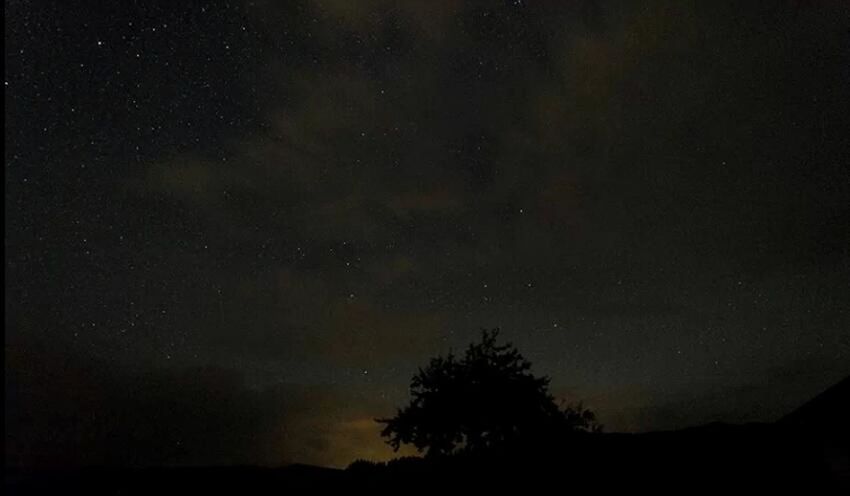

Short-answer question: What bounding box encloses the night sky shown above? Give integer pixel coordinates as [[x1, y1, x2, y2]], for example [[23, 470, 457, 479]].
[[6, 0, 850, 469]]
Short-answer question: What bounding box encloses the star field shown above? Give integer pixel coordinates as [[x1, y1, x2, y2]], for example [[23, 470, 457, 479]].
[[6, 0, 850, 468]]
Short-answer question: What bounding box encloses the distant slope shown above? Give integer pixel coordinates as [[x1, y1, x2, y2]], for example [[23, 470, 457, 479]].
[[7, 377, 848, 494], [779, 375, 850, 488], [780, 375, 849, 437]]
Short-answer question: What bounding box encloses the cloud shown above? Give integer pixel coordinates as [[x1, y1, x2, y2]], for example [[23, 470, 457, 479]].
[[314, 297, 445, 366], [387, 188, 463, 217], [5, 336, 410, 468]]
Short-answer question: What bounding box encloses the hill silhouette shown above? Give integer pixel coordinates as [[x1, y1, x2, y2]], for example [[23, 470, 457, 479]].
[[779, 375, 850, 486], [340, 375, 849, 494], [6, 329, 848, 493], [781, 375, 849, 432], [7, 373, 848, 494]]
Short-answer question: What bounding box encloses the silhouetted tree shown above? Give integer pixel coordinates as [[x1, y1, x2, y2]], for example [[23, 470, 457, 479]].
[[377, 329, 601, 457]]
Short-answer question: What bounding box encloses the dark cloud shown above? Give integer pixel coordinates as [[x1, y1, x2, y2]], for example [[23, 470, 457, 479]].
[[6, 336, 273, 467], [5, 334, 412, 468]]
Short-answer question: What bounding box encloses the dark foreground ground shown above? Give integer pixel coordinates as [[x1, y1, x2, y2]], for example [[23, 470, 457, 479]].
[[6, 423, 848, 495], [7, 377, 848, 494]]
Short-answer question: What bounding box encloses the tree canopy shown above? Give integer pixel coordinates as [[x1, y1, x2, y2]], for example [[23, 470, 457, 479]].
[[378, 329, 600, 457]]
